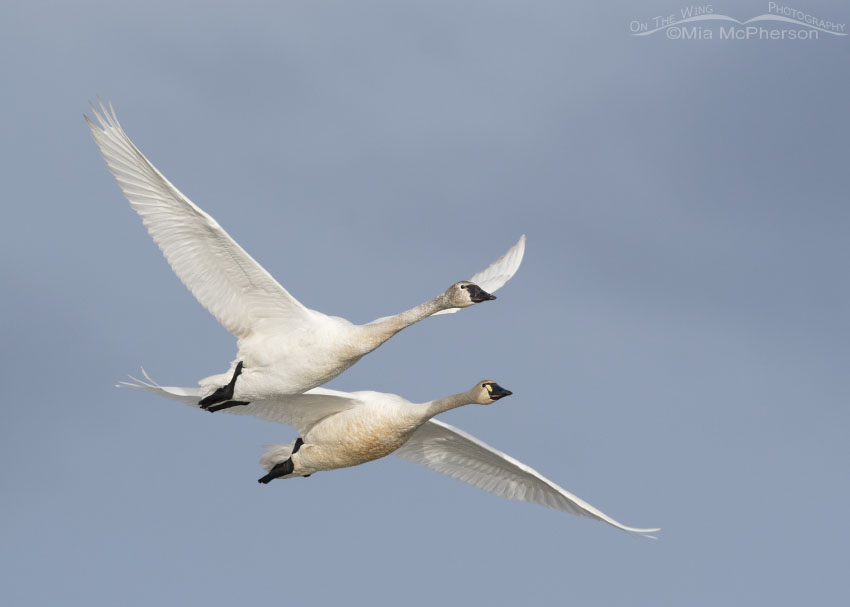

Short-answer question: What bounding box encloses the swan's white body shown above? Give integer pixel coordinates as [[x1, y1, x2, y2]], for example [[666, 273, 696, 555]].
[[87, 103, 526, 399], [124, 373, 660, 538]]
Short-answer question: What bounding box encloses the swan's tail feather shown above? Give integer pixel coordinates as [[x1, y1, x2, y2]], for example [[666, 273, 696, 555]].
[[118, 369, 203, 407]]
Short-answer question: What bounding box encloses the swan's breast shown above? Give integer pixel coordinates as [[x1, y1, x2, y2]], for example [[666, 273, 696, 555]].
[[300, 403, 421, 471], [232, 317, 369, 396]]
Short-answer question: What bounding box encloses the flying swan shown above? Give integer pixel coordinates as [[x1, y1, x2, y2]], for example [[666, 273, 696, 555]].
[[87, 102, 525, 410], [123, 372, 660, 538]]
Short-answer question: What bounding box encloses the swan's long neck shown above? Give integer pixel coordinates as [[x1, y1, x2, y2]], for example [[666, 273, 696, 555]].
[[416, 390, 474, 420], [360, 295, 447, 351]]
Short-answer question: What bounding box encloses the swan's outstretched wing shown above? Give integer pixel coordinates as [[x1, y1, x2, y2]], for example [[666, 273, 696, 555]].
[[87, 102, 315, 339], [221, 388, 360, 436], [120, 371, 357, 436], [394, 419, 659, 537], [431, 234, 526, 316]]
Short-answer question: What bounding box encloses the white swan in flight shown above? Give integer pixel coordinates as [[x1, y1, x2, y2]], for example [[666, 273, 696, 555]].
[[123, 372, 660, 538], [86, 101, 526, 410]]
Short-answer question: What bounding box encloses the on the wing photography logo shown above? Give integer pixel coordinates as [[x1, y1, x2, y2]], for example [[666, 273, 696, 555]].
[[629, 2, 846, 40]]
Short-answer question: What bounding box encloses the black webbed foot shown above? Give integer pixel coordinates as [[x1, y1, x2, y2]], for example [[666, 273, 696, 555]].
[[205, 400, 250, 413], [257, 438, 304, 484], [199, 361, 246, 410], [258, 459, 294, 484]]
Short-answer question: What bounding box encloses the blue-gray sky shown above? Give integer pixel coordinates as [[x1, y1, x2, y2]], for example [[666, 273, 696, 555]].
[[2, 1, 848, 604]]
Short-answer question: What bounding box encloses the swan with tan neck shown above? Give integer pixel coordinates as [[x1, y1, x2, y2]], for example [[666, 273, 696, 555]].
[[123, 373, 660, 538], [87, 102, 525, 407], [261, 380, 512, 478]]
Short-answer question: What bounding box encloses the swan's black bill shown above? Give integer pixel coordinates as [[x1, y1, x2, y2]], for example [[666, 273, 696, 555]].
[[467, 284, 497, 303], [484, 382, 512, 401]]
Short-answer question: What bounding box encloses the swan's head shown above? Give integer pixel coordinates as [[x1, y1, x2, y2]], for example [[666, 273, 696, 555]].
[[472, 380, 513, 405], [446, 281, 497, 308]]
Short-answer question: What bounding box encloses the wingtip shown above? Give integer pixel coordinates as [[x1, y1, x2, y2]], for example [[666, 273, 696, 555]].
[[86, 97, 120, 131], [140, 367, 158, 385], [505, 234, 526, 261], [86, 99, 105, 131], [630, 527, 661, 540], [505, 233, 526, 272]]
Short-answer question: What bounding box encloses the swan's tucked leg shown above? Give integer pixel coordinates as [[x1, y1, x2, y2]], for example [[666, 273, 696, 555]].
[[258, 438, 303, 484], [199, 361, 250, 411]]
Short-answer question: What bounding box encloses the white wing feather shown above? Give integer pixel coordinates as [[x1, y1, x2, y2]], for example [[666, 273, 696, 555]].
[[431, 234, 526, 315], [395, 418, 659, 537], [120, 371, 358, 436], [87, 101, 315, 339]]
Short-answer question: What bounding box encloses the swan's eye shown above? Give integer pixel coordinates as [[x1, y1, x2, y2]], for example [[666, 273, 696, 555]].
[[460, 285, 467, 289]]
